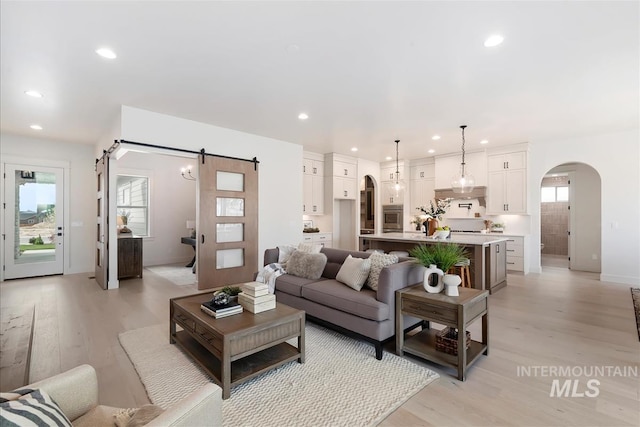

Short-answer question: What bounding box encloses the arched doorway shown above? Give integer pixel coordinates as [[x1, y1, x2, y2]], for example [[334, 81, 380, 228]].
[[360, 175, 376, 235], [540, 163, 601, 272]]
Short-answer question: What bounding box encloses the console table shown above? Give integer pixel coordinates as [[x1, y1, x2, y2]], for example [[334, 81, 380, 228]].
[[396, 285, 489, 381], [117, 236, 143, 279], [180, 237, 196, 273]]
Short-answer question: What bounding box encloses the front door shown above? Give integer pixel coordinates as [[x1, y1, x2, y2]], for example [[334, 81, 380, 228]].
[[3, 164, 64, 279], [197, 156, 258, 289]]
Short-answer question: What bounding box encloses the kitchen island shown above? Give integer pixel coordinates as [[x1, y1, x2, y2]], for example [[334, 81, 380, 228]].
[[359, 233, 509, 293]]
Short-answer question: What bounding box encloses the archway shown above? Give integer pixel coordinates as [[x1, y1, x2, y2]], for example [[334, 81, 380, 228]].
[[359, 175, 376, 235], [540, 162, 601, 272]]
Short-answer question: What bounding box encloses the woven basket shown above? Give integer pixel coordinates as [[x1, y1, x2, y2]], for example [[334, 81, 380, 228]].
[[435, 327, 471, 355]]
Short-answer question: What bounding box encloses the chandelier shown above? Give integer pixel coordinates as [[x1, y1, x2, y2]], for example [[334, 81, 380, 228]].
[[451, 125, 475, 193]]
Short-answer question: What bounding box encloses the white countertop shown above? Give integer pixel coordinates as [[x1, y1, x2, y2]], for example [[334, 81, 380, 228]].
[[360, 232, 509, 246], [452, 231, 529, 237]]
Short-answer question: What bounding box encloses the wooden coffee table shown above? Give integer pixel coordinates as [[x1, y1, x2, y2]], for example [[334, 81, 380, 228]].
[[170, 293, 305, 399]]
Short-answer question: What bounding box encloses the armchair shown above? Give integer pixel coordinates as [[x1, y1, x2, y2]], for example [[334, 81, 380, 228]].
[[23, 364, 222, 426]]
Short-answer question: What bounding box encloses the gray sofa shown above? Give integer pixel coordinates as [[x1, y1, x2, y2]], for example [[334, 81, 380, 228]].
[[264, 247, 424, 359]]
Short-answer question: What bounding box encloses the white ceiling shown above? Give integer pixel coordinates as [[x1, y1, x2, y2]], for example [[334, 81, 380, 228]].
[[1, 1, 638, 162]]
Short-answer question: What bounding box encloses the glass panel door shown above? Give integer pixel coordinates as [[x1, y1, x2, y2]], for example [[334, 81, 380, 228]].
[[4, 164, 64, 279]]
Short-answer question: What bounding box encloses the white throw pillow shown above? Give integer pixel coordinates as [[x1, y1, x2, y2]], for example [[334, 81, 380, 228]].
[[277, 245, 297, 265], [297, 242, 323, 253], [336, 255, 372, 291], [366, 252, 399, 291]]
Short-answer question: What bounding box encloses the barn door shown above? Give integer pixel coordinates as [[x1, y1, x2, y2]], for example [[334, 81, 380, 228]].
[[95, 156, 108, 289], [197, 155, 258, 289]]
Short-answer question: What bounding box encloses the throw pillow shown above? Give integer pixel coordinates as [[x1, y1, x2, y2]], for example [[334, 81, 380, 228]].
[[0, 388, 72, 427], [297, 242, 323, 253], [114, 404, 165, 427], [366, 252, 399, 291], [285, 250, 327, 280], [277, 245, 297, 265], [336, 255, 372, 291]]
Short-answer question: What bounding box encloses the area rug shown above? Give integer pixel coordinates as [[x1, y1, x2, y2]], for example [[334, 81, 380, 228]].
[[119, 323, 438, 426], [0, 305, 35, 391], [631, 288, 640, 341], [145, 264, 195, 286]]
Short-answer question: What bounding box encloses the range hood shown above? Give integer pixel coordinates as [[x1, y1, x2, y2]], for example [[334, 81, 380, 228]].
[[434, 186, 486, 207]]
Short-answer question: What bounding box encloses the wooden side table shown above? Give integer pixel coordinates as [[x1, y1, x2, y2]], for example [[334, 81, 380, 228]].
[[396, 285, 489, 381]]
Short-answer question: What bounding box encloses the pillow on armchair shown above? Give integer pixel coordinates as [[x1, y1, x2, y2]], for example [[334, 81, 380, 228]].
[[286, 250, 327, 280], [0, 388, 72, 427]]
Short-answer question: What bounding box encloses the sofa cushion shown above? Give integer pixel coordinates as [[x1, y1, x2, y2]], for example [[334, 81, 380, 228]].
[[301, 280, 389, 321], [336, 255, 371, 291], [320, 248, 372, 279], [0, 388, 73, 427], [286, 251, 327, 280], [275, 274, 327, 297], [365, 252, 398, 291], [297, 242, 323, 253]]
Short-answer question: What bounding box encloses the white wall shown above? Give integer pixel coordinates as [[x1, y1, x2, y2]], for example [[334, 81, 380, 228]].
[[528, 129, 639, 284], [114, 106, 302, 268], [117, 151, 196, 266], [0, 133, 96, 276]]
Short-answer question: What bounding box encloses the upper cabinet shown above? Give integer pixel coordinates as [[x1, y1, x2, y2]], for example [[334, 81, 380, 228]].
[[326, 153, 358, 200], [410, 159, 435, 212], [434, 151, 487, 189], [486, 145, 528, 215], [303, 152, 325, 215]]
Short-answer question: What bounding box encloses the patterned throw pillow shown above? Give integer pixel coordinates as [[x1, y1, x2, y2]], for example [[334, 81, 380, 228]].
[[365, 252, 398, 291], [336, 255, 372, 291], [0, 388, 72, 427]]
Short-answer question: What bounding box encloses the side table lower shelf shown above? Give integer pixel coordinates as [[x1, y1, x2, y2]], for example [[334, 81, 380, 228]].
[[402, 329, 487, 372]]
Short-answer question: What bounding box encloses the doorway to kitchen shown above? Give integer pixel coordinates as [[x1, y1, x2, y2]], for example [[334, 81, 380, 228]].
[[540, 163, 601, 272], [360, 175, 376, 235]]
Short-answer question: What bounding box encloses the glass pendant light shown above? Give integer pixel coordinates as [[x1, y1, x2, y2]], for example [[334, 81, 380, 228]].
[[451, 125, 475, 193], [392, 139, 405, 198]]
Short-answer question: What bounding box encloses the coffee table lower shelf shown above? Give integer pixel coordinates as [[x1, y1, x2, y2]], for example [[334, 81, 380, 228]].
[[402, 329, 487, 370], [172, 330, 301, 387]]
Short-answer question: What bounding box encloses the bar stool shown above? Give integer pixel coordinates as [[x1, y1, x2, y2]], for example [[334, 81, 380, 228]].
[[449, 258, 472, 288]]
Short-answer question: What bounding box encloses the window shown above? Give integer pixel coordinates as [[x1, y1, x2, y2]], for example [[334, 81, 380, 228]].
[[117, 175, 149, 236], [541, 186, 569, 203]]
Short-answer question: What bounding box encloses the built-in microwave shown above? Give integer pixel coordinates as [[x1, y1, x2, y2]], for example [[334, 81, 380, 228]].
[[382, 205, 403, 232]]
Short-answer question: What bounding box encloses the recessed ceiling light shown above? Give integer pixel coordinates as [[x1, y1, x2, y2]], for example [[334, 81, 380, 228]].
[[428, 149, 435, 154], [96, 48, 117, 59], [385, 156, 392, 161], [286, 44, 300, 54], [30, 124, 43, 130], [480, 139, 489, 144], [298, 113, 308, 120], [484, 35, 504, 47], [351, 147, 358, 152], [25, 90, 43, 98], [432, 135, 441, 140]]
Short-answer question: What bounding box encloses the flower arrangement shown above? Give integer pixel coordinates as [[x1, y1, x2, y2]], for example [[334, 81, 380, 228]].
[[417, 198, 453, 220]]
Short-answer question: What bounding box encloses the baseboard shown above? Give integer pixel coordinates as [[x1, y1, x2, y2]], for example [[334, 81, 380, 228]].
[[600, 274, 640, 286]]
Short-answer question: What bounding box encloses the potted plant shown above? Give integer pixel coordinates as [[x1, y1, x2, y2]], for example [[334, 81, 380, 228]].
[[416, 198, 452, 236], [213, 286, 243, 304], [409, 243, 469, 295]]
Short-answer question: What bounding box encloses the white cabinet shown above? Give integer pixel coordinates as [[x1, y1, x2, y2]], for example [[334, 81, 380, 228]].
[[486, 149, 527, 215], [333, 161, 356, 179], [410, 163, 435, 180], [435, 151, 487, 189], [505, 236, 525, 272], [333, 177, 357, 200], [381, 184, 403, 205], [303, 153, 325, 215], [301, 232, 332, 248], [381, 166, 405, 182], [410, 178, 435, 212], [303, 158, 323, 176]]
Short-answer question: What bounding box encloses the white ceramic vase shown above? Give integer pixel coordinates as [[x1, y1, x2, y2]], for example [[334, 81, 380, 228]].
[[443, 273, 462, 296], [423, 264, 444, 293]]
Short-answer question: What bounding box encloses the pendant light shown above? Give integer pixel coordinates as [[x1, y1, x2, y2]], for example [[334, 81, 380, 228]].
[[391, 139, 405, 198], [451, 125, 475, 193]]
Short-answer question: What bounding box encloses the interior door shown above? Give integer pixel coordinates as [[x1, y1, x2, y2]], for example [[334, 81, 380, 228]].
[[3, 164, 64, 279], [197, 155, 258, 290], [95, 157, 109, 289]]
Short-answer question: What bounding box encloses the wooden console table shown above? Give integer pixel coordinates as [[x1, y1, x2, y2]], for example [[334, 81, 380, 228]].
[[396, 285, 489, 381], [117, 236, 143, 279]]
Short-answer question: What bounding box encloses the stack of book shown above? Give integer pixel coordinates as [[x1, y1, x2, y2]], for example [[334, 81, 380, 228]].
[[238, 282, 276, 313], [200, 299, 243, 318]]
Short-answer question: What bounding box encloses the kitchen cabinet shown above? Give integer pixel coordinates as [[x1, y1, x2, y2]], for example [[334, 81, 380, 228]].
[[381, 166, 405, 182], [410, 163, 435, 180], [486, 148, 527, 215], [333, 161, 356, 179], [435, 151, 487, 189], [410, 177, 435, 212], [333, 177, 357, 200], [505, 236, 525, 272], [118, 236, 143, 279], [301, 232, 332, 248], [303, 153, 325, 214], [486, 240, 507, 293]]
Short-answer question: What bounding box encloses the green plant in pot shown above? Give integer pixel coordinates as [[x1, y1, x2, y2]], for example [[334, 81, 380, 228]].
[[409, 243, 469, 295]]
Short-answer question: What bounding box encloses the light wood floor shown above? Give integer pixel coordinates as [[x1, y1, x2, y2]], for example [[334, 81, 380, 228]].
[[1, 267, 638, 426]]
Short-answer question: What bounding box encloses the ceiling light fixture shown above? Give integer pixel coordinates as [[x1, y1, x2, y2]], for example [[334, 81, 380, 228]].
[[389, 140, 405, 198], [428, 149, 435, 154], [484, 35, 504, 47], [351, 147, 358, 152], [181, 165, 196, 181], [480, 139, 489, 144], [298, 113, 308, 120], [96, 48, 117, 59], [30, 124, 43, 130], [385, 156, 392, 161], [432, 135, 441, 140], [451, 125, 475, 194], [25, 90, 43, 98]]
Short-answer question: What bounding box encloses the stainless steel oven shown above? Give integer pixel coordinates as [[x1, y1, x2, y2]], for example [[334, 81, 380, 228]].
[[382, 205, 403, 233]]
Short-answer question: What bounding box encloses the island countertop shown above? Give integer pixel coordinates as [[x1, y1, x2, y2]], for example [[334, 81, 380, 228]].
[[360, 232, 509, 246]]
